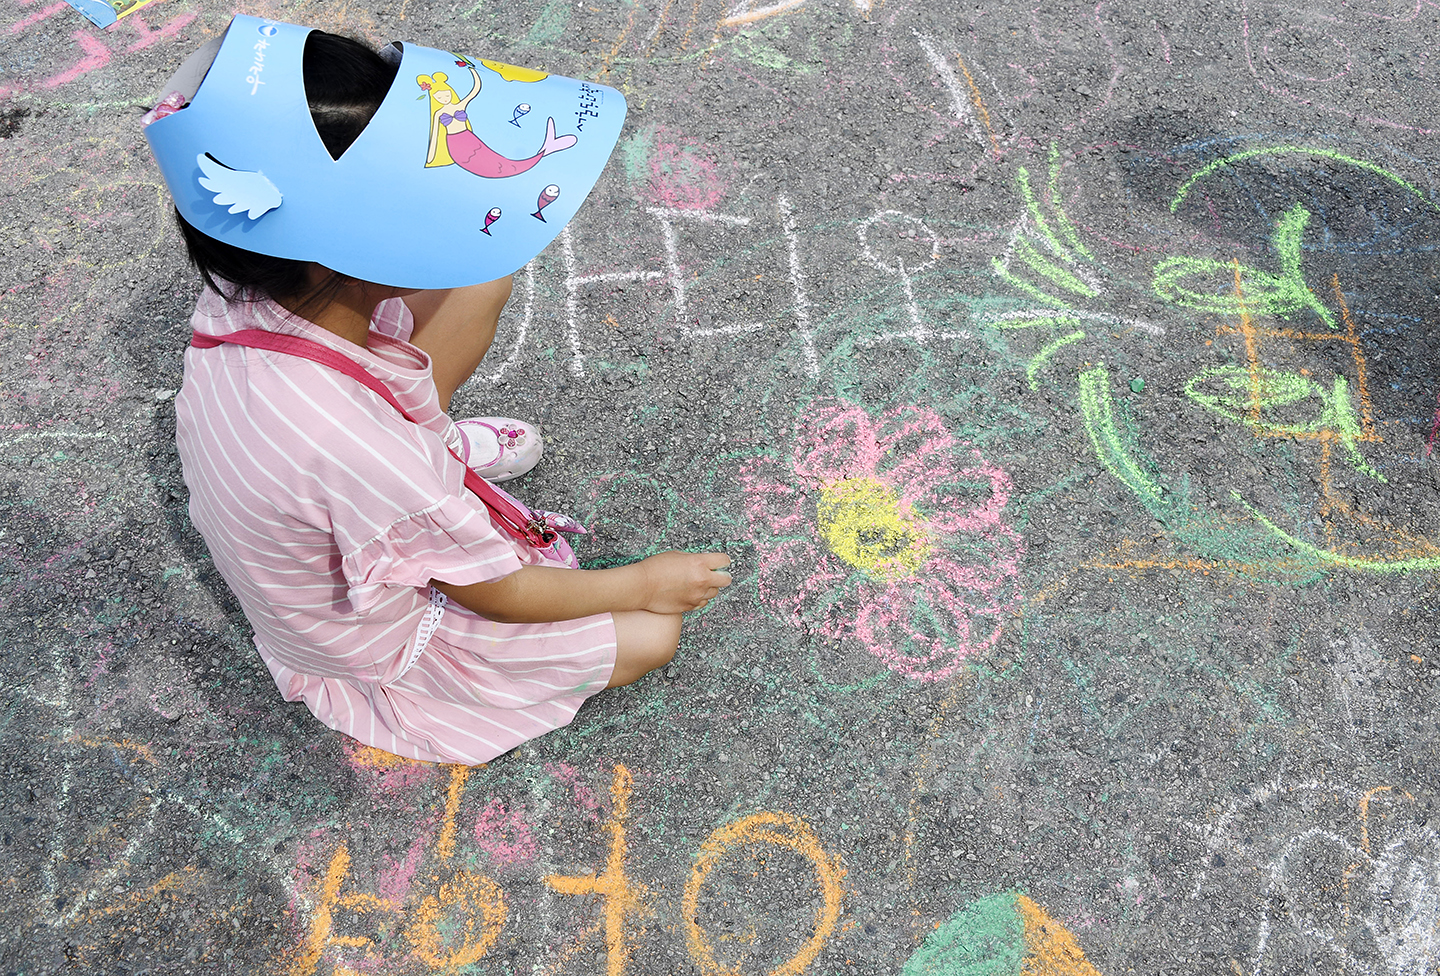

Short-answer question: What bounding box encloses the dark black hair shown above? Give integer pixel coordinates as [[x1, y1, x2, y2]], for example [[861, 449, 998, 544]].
[[174, 30, 398, 309]]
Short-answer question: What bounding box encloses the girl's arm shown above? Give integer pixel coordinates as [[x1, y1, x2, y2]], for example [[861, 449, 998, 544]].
[[432, 550, 730, 624]]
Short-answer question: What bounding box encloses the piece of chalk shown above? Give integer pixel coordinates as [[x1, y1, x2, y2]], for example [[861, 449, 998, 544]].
[[1129, 378, 1145, 393]]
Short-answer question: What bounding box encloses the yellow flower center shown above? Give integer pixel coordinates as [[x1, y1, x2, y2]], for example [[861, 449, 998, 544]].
[[816, 478, 931, 579]]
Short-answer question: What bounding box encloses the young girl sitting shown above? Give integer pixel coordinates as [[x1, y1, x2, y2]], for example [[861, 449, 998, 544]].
[[145, 21, 729, 765]]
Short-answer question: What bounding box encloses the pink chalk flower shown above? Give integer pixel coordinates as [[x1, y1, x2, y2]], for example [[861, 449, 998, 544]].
[[741, 401, 1024, 682]]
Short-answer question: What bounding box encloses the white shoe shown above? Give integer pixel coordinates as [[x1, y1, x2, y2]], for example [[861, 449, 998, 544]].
[[455, 417, 542, 482]]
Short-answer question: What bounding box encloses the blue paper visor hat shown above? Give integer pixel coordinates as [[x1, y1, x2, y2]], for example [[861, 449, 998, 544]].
[[146, 16, 627, 289]]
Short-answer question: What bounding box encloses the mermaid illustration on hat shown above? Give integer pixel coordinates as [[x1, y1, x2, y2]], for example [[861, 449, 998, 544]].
[[419, 60, 577, 178]]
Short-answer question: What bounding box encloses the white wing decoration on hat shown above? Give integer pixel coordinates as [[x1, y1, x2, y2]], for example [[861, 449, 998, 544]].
[[196, 153, 282, 220]]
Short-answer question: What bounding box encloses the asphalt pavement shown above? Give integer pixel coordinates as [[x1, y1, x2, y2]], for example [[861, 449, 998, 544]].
[[4, 2, 1440, 974]]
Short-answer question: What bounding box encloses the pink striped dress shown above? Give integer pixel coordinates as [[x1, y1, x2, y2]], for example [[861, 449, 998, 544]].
[[175, 288, 616, 764]]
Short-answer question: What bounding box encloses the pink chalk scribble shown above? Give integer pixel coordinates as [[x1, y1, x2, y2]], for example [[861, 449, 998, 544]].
[[8, 1, 67, 35], [375, 833, 429, 903], [740, 400, 1025, 682], [473, 798, 538, 868], [84, 642, 114, 689], [340, 739, 436, 793], [644, 128, 728, 210]]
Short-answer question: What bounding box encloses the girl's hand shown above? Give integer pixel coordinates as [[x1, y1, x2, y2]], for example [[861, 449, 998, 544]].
[[637, 551, 732, 614]]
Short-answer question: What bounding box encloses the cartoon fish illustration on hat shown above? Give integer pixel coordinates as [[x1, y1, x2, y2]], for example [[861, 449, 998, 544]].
[[532, 184, 560, 221]]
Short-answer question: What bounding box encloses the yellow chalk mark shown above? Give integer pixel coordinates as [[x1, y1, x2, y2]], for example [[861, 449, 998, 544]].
[[955, 52, 1001, 157], [1084, 554, 1311, 577], [544, 765, 647, 976], [405, 871, 508, 971], [437, 764, 472, 862], [1026, 574, 1073, 607], [1016, 894, 1103, 976], [684, 812, 845, 976], [1083, 536, 1316, 580], [1086, 555, 1219, 574], [818, 478, 931, 578]]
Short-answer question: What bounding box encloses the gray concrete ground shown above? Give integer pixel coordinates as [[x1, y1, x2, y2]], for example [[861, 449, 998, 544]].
[[4, 1, 1440, 974]]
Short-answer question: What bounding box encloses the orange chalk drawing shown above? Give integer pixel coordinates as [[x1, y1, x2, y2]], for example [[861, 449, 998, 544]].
[[901, 892, 1103, 975], [956, 52, 1002, 158], [290, 845, 385, 976], [1015, 894, 1103, 976], [599, 2, 639, 80], [436, 764, 472, 862], [717, 0, 807, 28], [293, 839, 506, 975], [1080, 536, 1317, 579], [1206, 270, 1380, 448], [343, 740, 436, 792], [346, 743, 422, 769], [644, 0, 680, 57], [544, 765, 649, 976], [84, 866, 201, 921], [64, 734, 157, 765], [1191, 273, 1440, 571], [286, 764, 845, 973], [683, 812, 845, 976], [1356, 784, 1415, 855], [680, 0, 706, 50], [405, 871, 508, 972]]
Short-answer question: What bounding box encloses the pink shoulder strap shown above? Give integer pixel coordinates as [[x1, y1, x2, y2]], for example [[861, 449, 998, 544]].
[[191, 329, 555, 549]]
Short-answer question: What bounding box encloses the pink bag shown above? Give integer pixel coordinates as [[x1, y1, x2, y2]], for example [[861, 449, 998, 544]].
[[191, 329, 585, 568]]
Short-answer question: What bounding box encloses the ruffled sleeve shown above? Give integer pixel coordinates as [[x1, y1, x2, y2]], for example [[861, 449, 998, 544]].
[[339, 492, 524, 616]]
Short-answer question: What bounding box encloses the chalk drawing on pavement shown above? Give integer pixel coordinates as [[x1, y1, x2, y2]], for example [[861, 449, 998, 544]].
[[1190, 779, 1440, 976], [985, 140, 1440, 581], [285, 763, 848, 975], [900, 891, 1103, 976], [740, 399, 1024, 682]]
